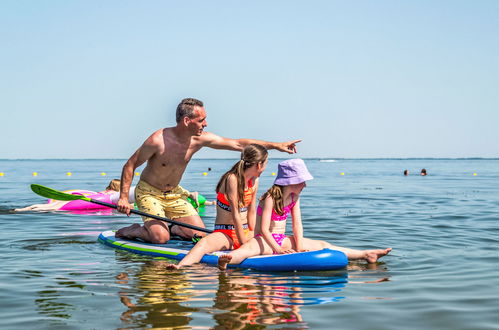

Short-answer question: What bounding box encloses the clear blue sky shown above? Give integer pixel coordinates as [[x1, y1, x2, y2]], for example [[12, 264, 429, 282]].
[[1, 1, 498, 159]]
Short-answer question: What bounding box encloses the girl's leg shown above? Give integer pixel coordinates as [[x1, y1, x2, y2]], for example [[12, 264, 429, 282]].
[[168, 232, 232, 269], [15, 201, 67, 212], [289, 236, 392, 263], [218, 236, 273, 270]]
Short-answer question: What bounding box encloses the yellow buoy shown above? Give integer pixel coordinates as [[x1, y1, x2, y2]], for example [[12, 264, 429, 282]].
[[340, 172, 345, 176], [135, 172, 140, 176], [101, 172, 107, 176], [271, 172, 276, 176], [202, 172, 208, 176], [473, 173, 477, 176], [66, 172, 72, 176], [0, 172, 4, 177], [32, 172, 38, 176]]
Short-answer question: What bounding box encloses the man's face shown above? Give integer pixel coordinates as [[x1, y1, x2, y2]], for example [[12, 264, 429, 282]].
[[187, 106, 207, 136]]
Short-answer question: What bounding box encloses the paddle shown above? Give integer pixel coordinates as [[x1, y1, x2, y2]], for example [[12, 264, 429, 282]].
[[30, 184, 213, 234]]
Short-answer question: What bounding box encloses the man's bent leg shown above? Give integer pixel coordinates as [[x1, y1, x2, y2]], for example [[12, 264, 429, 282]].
[[116, 221, 171, 244], [144, 220, 171, 244], [116, 223, 150, 241], [170, 215, 207, 240]]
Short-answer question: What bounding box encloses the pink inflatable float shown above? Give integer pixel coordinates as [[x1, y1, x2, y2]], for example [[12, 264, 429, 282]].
[[48, 190, 113, 211]]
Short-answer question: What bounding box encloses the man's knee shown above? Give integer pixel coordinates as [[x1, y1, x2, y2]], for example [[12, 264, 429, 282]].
[[145, 223, 171, 244], [148, 232, 170, 244]]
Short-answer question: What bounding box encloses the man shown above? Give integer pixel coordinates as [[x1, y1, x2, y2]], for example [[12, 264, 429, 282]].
[[116, 98, 300, 244]]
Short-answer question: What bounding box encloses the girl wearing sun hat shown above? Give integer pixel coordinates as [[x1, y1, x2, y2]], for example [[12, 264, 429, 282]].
[[218, 159, 391, 269]]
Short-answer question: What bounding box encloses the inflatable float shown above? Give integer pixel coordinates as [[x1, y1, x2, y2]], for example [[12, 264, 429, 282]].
[[51, 188, 203, 212], [187, 193, 208, 208], [98, 230, 348, 272], [48, 190, 114, 211], [47, 187, 137, 211]]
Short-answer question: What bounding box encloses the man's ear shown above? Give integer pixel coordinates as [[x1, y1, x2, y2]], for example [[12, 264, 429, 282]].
[[182, 116, 190, 126]]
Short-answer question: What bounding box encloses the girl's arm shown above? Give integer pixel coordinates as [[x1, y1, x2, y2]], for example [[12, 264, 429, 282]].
[[246, 178, 259, 231], [259, 195, 283, 254], [291, 198, 305, 252], [225, 175, 249, 244]]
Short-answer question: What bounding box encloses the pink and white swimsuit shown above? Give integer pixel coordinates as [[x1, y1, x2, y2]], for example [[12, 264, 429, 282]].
[[256, 194, 297, 247]]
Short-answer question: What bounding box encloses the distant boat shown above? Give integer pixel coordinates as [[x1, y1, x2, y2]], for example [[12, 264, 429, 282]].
[[319, 159, 337, 163]]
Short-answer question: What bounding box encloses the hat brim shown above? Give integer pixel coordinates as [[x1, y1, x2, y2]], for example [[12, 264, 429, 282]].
[[274, 173, 313, 186]]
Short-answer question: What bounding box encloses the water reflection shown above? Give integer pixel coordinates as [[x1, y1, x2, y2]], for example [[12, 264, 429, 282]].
[[114, 258, 389, 328], [211, 271, 346, 328], [116, 259, 198, 328], [28, 248, 390, 328]]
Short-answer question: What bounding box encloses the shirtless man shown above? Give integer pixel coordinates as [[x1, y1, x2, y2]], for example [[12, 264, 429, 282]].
[[116, 98, 300, 244]]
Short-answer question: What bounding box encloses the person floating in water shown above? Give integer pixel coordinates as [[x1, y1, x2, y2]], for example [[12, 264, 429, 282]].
[[403, 170, 409, 176], [420, 168, 427, 176], [14, 179, 134, 212]]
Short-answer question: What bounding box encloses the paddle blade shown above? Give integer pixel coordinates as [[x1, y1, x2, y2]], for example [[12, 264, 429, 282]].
[[30, 184, 91, 202]]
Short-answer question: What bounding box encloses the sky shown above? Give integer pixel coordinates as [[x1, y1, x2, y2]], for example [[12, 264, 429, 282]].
[[1, 1, 498, 159]]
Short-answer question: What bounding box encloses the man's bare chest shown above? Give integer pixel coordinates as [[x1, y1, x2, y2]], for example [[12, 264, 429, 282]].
[[153, 147, 195, 166]]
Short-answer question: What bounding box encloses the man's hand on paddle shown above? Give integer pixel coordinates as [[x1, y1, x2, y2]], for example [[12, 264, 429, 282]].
[[117, 197, 132, 216], [275, 139, 301, 154]]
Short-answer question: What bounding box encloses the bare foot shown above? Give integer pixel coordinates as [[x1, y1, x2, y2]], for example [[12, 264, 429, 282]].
[[165, 263, 180, 270], [116, 223, 141, 239], [217, 254, 232, 270], [365, 248, 392, 263]]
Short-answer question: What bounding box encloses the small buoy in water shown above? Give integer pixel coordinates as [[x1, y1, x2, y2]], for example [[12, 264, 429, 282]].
[[135, 172, 140, 176], [473, 173, 477, 176], [101, 172, 107, 176], [202, 172, 208, 176], [340, 172, 345, 176], [0, 172, 4, 176], [271, 172, 276, 176], [66, 172, 72, 176], [32, 172, 38, 176]]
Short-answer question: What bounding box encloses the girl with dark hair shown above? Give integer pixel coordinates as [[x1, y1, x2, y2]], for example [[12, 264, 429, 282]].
[[167, 144, 268, 268]]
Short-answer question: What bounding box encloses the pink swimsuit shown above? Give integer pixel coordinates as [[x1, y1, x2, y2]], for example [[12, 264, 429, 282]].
[[256, 194, 297, 247]]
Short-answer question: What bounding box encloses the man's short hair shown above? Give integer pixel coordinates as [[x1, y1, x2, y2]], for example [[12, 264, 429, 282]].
[[176, 98, 204, 123]]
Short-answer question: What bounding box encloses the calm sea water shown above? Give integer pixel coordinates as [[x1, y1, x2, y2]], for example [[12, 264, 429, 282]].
[[1, 158, 498, 329]]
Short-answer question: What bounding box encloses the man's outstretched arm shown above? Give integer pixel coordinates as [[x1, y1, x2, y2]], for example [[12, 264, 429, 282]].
[[202, 132, 301, 154]]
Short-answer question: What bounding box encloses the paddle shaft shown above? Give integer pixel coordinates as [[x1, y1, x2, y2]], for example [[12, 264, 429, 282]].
[[87, 199, 213, 234]]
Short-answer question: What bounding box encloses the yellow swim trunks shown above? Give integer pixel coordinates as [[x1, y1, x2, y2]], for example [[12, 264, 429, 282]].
[[135, 180, 198, 222]]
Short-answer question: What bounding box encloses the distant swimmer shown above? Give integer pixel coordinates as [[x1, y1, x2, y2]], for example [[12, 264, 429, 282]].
[[420, 168, 427, 176], [403, 170, 409, 176]]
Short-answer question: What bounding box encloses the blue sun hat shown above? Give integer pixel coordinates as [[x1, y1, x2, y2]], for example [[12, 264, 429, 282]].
[[274, 159, 313, 186]]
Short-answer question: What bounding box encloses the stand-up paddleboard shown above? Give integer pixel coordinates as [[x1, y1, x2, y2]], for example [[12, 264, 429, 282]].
[[98, 231, 348, 272]]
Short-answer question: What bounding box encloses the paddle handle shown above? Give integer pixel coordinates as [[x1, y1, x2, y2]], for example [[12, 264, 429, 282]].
[[89, 199, 213, 234]]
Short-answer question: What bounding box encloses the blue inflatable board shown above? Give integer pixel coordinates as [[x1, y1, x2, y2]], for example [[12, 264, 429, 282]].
[[98, 230, 348, 272]]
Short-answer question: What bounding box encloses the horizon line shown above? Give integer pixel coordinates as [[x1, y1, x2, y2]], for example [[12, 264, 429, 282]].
[[1, 157, 499, 161]]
